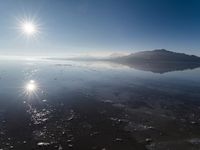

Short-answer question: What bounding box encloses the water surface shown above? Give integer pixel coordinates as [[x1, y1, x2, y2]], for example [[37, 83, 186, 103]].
[[0, 59, 200, 150]]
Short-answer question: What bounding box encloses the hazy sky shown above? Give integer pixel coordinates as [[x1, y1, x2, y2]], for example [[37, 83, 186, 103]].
[[1, 0, 200, 56]]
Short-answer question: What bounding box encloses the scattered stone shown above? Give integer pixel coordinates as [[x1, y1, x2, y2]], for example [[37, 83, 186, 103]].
[[37, 142, 50, 146], [115, 138, 123, 142], [67, 110, 75, 121], [145, 138, 152, 143], [68, 144, 73, 148], [188, 138, 200, 145], [67, 139, 72, 143], [191, 121, 197, 125], [42, 99, 47, 102], [102, 99, 113, 103], [10, 146, 14, 149]]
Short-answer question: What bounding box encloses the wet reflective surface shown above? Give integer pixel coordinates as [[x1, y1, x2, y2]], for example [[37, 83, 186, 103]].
[[0, 59, 200, 150]]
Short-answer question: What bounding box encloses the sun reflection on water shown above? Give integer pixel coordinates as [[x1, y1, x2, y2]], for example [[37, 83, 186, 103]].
[[26, 80, 37, 92], [22, 80, 41, 100]]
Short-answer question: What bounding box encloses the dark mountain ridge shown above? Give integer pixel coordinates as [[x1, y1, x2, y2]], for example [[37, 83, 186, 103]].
[[110, 49, 200, 73], [47, 49, 200, 73], [113, 49, 200, 63]]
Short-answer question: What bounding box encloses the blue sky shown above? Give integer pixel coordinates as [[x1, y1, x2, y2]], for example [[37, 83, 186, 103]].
[[1, 0, 200, 56]]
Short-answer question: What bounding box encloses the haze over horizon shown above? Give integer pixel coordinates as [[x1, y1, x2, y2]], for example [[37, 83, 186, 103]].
[[1, 0, 200, 56]]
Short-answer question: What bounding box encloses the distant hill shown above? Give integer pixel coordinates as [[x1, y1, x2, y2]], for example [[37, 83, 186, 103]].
[[112, 49, 200, 63], [47, 49, 200, 73], [110, 49, 200, 73]]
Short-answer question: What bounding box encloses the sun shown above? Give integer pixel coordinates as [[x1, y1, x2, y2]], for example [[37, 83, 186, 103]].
[[16, 16, 41, 39], [21, 21, 38, 36], [22, 22, 36, 35]]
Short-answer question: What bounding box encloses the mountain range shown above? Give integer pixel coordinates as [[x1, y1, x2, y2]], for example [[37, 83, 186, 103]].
[[111, 49, 200, 63], [110, 49, 200, 73], [48, 49, 200, 73]]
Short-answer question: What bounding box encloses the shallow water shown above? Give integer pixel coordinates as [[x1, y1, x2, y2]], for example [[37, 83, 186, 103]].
[[0, 59, 200, 150]]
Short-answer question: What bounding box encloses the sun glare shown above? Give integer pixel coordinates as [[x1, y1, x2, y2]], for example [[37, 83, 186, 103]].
[[16, 16, 41, 39], [22, 22, 36, 35]]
